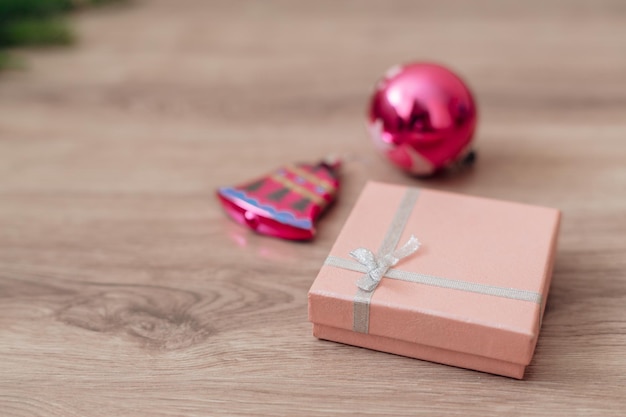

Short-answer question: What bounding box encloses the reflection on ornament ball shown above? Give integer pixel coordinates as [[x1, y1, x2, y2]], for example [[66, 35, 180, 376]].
[[368, 62, 478, 176]]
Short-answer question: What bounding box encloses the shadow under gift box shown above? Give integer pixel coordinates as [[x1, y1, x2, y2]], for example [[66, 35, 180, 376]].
[[308, 182, 561, 379]]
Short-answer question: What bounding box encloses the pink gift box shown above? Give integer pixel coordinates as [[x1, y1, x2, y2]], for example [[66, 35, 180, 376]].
[[308, 182, 561, 379]]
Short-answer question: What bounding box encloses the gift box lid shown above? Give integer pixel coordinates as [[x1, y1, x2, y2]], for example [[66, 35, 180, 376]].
[[308, 182, 561, 366]]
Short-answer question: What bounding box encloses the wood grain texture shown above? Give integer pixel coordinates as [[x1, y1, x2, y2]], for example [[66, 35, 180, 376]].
[[1, 0, 625, 415]]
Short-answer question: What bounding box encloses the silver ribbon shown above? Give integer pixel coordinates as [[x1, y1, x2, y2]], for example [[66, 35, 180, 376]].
[[350, 235, 421, 292], [324, 187, 543, 334]]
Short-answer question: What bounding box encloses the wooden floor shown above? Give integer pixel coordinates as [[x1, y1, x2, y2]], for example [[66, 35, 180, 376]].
[[1, 1, 625, 415]]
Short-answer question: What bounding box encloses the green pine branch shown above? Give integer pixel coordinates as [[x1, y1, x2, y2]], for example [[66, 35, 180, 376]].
[[0, 0, 127, 71], [0, 18, 74, 47]]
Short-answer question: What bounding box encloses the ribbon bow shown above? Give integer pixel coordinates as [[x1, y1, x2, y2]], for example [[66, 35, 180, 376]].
[[349, 235, 421, 292]]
